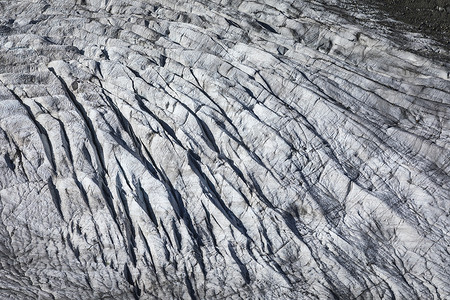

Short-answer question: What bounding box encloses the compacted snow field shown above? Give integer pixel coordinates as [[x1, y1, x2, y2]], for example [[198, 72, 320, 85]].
[[0, 0, 449, 299]]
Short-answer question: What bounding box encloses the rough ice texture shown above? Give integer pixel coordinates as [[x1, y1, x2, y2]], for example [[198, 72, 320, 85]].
[[0, 0, 449, 299]]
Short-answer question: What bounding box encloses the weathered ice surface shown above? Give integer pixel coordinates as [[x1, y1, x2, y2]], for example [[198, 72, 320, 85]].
[[0, 0, 449, 299]]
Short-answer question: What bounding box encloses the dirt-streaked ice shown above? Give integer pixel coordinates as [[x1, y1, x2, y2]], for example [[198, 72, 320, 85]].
[[0, 0, 449, 299]]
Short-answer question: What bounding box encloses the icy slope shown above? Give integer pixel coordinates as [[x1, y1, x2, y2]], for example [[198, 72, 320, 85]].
[[0, 0, 449, 299]]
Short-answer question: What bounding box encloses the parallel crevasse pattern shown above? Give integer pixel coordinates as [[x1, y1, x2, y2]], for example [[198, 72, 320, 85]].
[[0, 0, 449, 299]]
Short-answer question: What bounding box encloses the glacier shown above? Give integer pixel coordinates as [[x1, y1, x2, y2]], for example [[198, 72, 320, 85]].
[[0, 0, 449, 299]]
